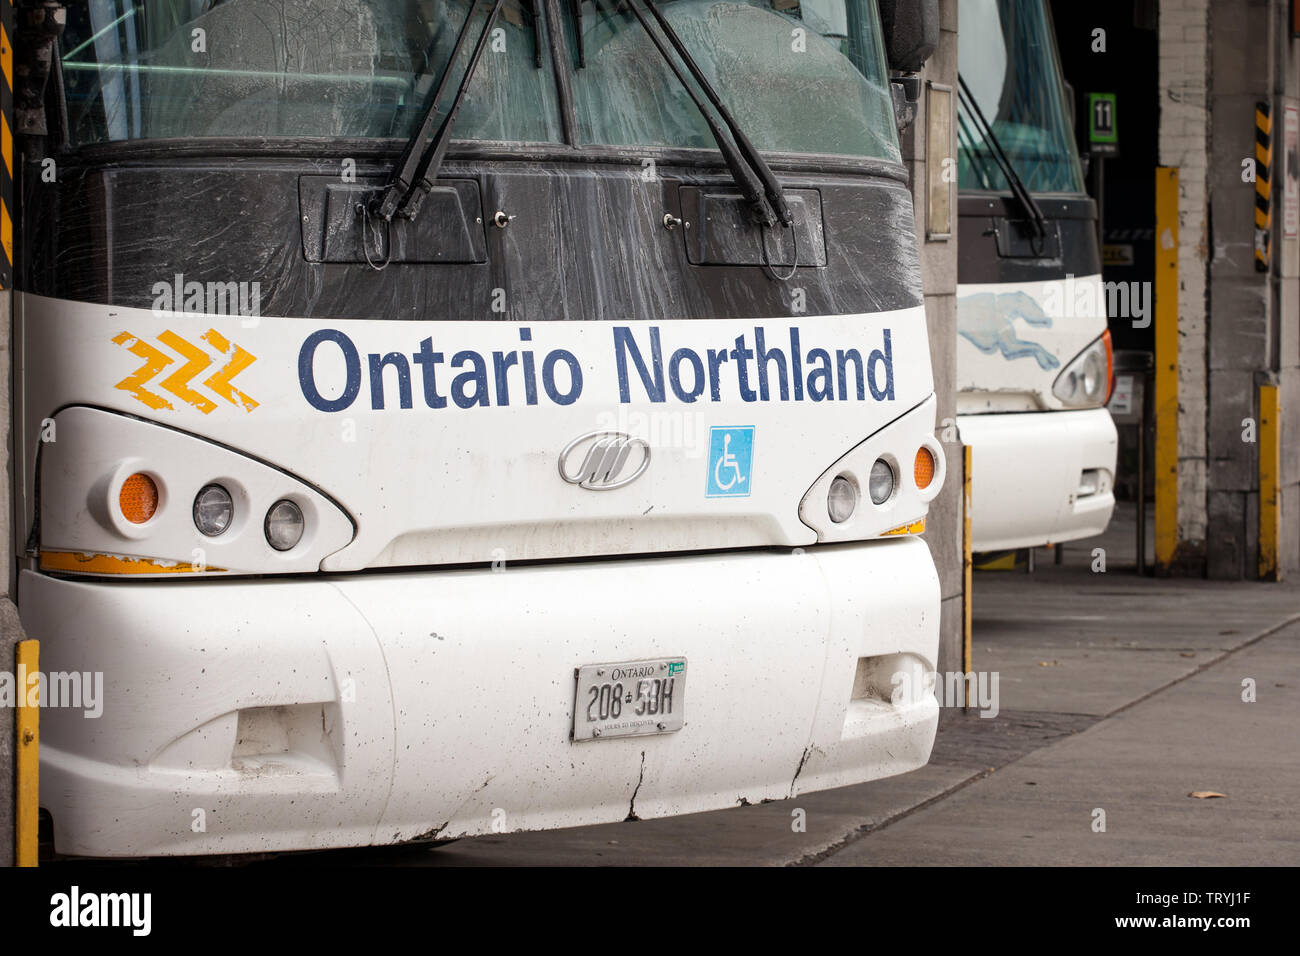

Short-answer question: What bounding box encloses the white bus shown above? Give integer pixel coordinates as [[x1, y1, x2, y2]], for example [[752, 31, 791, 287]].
[[957, 0, 1118, 553], [16, 0, 945, 856]]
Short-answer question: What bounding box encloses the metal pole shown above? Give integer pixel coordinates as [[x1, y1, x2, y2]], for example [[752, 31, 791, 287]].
[[1136, 379, 1146, 576]]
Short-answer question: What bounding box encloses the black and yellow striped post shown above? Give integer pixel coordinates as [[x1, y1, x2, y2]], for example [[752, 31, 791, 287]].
[[1256, 102, 1272, 273], [1, 0, 13, 290]]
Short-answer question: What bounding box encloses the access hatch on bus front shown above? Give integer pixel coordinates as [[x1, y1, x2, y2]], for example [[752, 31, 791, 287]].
[[677, 186, 827, 268], [298, 176, 488, 265]]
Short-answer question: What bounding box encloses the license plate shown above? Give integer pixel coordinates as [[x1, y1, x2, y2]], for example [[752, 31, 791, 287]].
[[572, 658, 686, 741]]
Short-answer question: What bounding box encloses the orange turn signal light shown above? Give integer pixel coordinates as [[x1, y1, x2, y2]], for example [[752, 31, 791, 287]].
[[119, 473, 159, 524], [914, 447, 936, 490]]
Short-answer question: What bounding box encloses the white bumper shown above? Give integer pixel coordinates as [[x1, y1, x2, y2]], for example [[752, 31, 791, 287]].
[[959, 407, 1118, 552], [23, 537, 940, 857]]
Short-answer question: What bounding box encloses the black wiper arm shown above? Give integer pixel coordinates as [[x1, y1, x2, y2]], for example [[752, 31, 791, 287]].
[[622, 0, 777, 227], [378, 0, 507, 223], [640, 0, 792, 227], [525, 0, 544, 68], [958, 74, 1046, 236], [571, 0, 586, 68]]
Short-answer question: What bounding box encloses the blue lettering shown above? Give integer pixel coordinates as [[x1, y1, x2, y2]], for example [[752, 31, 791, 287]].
[[668, 347, 705, 403], [754, 328, 789, 401], [706, 349, 729, 401], [836, 348, 864, 401], [613, 326, 666, 403], [493, 350, 518, 406], [368, 352, 413, 410], [730, 335, 757, 403], [413, 337, 447, 409], [868, 330, 895, 401], [450, 350, 490, 408], [790, 328, 804, 401], [542, 349, 583, 405], [807, 348, 833, 402], [298, 329, 361, 412]]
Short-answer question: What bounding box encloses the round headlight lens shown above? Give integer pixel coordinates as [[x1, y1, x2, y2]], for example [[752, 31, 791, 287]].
[[265, 499, 304, 552], [828, 475, 858, 523], [869, 459, 895, 505], [193, 484, 233, 537]]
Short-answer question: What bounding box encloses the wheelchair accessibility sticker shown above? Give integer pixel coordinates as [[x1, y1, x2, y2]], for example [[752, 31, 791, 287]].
[[706, 426, 755, 498]]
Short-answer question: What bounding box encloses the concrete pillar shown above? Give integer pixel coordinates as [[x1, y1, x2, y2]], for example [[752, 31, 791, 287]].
[[902, 0, 964, 700], [1196, 0, 1300, 579], [1158, 0, 1212, 572], [1, 286, 14, 866], [1269, 0, 1300, 576], [1206, 0, 1272, 578]]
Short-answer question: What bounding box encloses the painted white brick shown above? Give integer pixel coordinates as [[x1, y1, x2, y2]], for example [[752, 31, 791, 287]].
[[1160, 0, 1211, 554]]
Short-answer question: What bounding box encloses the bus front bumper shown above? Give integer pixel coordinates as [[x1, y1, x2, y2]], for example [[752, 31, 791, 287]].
[[22, 537, 940, 858], [959, 407, 1118, 553]]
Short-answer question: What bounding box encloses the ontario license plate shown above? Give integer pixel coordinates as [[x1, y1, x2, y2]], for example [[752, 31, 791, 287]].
[[572, 658, 686, 741]]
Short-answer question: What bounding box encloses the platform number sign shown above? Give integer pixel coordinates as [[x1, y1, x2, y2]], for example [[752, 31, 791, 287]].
[[1089, 92, 1119, 157]]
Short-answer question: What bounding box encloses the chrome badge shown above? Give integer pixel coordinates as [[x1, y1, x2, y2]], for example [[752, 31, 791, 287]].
[[559, 431, 651, 490]]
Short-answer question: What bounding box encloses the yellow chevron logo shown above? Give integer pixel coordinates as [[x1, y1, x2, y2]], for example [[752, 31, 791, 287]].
[[111, 329, 259, 414]]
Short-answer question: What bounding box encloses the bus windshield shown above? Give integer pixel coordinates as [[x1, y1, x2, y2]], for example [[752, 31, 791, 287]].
[[59, 0, 898, 162], [566, 0, 897, 160], [956, 0, 1083, 194]]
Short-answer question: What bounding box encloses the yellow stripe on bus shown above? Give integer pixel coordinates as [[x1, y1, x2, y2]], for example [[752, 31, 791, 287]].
[[881, 518, 925, 536], [40, 550, 226, 575]]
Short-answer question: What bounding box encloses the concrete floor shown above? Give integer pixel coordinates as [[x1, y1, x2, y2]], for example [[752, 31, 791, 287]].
[[269, 503, 1300, 867]]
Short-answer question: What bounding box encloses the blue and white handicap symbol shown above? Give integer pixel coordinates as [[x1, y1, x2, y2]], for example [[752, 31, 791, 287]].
[[706, 426, 755, 498]]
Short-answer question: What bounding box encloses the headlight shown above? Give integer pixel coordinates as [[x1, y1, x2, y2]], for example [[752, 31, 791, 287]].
[[1053, 331, 1113, 408], [868, 459, 895, 505], [265, 499, 305, 551], [828, 475, 858, 523], [193, 484, 234, 537]]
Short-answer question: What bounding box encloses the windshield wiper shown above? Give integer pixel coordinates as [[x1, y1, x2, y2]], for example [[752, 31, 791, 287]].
[[525, 0, 544, 68], [957, 74, 1046, 237], [622, 0, 786, 228], [377, 0, 507, 223], [571, 0, 586, 68], [635, 0, 792, 228]]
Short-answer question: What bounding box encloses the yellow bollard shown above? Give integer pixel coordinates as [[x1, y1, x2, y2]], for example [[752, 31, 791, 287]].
[[16, 639, 38, 866], [1258, 384, 1281, 581]]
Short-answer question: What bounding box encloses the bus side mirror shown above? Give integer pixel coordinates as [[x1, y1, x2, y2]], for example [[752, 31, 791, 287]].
[[879, 0, 939, 73]]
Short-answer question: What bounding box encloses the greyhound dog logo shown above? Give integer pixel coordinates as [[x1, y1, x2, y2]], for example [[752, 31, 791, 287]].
[[956, 291, 1061, 371]]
